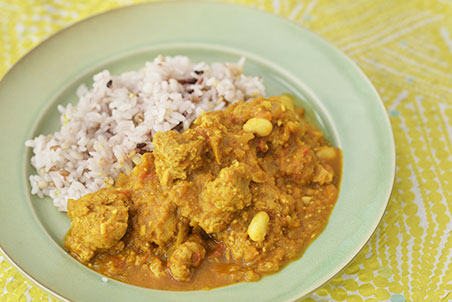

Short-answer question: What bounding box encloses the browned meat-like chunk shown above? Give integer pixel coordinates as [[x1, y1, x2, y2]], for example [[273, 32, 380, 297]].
[[65, 188, 129, 261], [191, 112, 227, 164], [202, 161, 251, 211], [167, 236, 206, 281], [153, 129, 206, 185], [279, 145, 317, 185], [198, 161, 252, 233], [312, 164, 334, 185], [131, 190, 178, 248]]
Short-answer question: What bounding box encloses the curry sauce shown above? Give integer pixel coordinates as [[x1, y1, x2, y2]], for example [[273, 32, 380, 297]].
[[64, 96, 342, 290]]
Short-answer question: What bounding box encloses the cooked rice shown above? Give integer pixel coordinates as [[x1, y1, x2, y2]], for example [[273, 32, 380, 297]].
[[26, 56, 265, 211]]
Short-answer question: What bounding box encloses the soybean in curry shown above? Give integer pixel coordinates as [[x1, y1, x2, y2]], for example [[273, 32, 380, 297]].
[[65, 95, 342, 290]]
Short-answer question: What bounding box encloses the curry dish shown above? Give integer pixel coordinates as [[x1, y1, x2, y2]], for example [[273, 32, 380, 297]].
[[64, 95, 342, 290]]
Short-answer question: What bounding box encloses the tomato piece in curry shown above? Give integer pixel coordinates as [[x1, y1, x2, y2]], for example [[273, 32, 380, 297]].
[[64, 95, 342, 290]]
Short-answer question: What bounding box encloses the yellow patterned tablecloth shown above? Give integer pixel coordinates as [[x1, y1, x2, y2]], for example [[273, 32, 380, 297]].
[[1, 0, 452, 301]]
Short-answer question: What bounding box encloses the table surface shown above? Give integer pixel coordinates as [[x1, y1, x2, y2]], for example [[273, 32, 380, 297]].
[[1, 0, 451, 301]]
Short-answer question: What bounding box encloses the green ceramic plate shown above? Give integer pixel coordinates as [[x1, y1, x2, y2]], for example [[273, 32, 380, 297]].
[[0, 2, 395, 301]]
